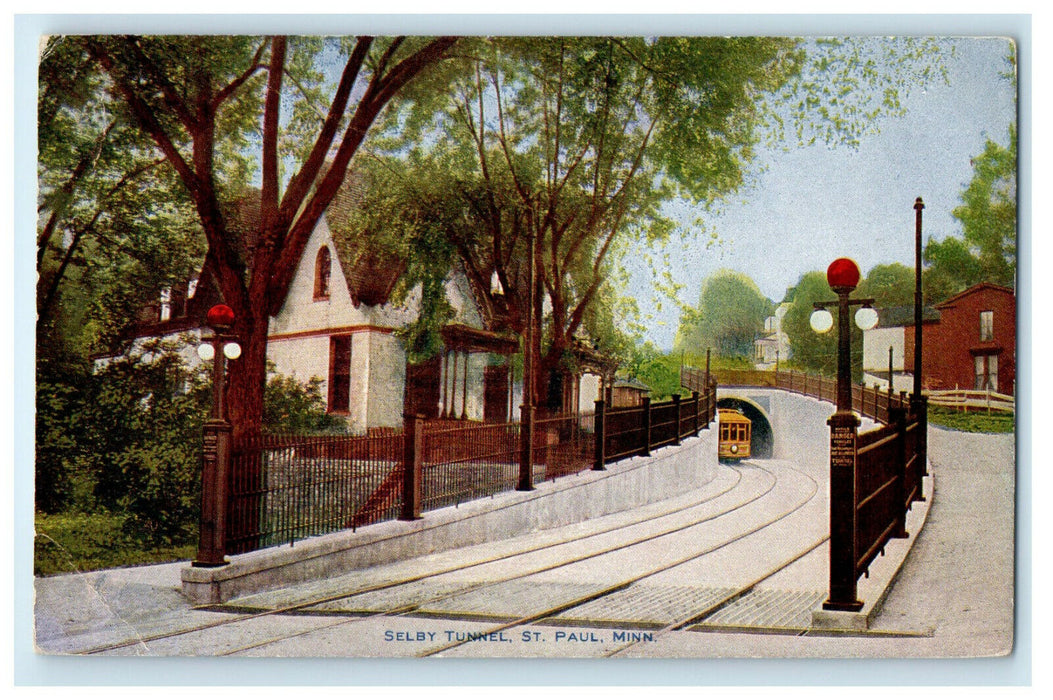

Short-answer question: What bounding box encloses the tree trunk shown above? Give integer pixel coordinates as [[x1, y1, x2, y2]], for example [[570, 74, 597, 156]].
[[225, 307, 268, 444]]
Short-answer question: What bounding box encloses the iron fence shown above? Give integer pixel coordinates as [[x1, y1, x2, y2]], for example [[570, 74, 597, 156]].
[[419, 419, 521, 512], [227, 430, 403, 554], [224, 380, 717, 554]]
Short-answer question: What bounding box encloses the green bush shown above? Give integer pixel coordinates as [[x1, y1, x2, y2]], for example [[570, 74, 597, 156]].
[[36, 341, 348, 565], [34, 511, 196, 576], [263, 370, 347, 435]]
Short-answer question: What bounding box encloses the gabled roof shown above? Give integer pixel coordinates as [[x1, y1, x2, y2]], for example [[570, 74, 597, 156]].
[[935, 282, 1015, 310], [324, 166, 407, 308]]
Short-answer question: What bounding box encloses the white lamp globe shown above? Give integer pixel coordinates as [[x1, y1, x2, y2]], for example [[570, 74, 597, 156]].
[[197, 343, 215, 361], [223, 342, 242, 360], [809, 308, 834, 333], [855, 306, 879, 331]]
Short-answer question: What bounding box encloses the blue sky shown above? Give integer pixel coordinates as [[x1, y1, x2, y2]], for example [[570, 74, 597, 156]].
[[625, 36, 1018, 349]]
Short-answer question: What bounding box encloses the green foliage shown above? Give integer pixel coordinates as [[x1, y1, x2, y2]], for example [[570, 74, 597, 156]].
[[675, 270, 772, 358], [625, 343, 683, 400], [857, 263, 915, 309], [924, 125, 1016, 303], [927, 406, 1015, 434], [951, 125, 1017, 287], [36, 339, 349, 567], [263, 369, 348, 435], [782, 271, 839, 377], [34, 511, 196, 576]]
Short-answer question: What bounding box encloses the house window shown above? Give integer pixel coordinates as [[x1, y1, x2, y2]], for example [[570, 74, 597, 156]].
[[314, 246, 332, 300], [979, 310, 994, 342], [328, 335, 351, 413]]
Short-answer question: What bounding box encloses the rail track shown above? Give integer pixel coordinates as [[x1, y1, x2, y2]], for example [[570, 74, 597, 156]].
[[81, 460, 846, 657]]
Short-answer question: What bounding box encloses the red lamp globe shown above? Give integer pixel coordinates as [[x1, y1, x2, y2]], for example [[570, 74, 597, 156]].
[[207, 304, 236, 329], [826, 258, 861, 290]]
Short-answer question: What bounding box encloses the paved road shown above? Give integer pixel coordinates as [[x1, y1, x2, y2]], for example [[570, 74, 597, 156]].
[[32, 426, 1018, 664]]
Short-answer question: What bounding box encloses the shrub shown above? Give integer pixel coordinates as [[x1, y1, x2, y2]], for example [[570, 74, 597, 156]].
[[263, 370, 347, 435]]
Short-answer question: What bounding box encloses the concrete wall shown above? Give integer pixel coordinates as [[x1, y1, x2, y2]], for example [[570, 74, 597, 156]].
[[182, 428, 720, 604]]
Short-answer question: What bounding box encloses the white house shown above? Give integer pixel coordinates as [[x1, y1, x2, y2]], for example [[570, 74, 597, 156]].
[[861, 305, 939, 394], [104, 204, 521, 434], [754, 304, 790, 370]]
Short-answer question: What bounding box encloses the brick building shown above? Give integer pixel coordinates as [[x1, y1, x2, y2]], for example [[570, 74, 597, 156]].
[[906, 282, 1016, 394], [865, 282, 1016, 396]]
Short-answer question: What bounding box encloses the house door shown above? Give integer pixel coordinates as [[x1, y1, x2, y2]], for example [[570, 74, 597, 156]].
[[974, 353, 999, 392], [484, 365, 510, 423]]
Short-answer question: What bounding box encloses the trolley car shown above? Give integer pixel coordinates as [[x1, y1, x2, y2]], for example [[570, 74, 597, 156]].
[[718, 408, 752, 461]]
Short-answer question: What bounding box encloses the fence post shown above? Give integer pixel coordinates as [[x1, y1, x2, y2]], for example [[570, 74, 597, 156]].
[[692, 391, 701, 436], [593, 399, 606, 470], [890, 403, 909, 539], [823, 411, 863, 612], [642, 396, 652, 456], [194, 419, 231, 567], [672, 394, 682, 445], [519, 402, 536, 489], [400, 414, 423, 521]]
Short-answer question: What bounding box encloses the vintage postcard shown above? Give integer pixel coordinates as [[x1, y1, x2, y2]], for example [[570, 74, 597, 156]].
[[22, 14, 1027, 686]]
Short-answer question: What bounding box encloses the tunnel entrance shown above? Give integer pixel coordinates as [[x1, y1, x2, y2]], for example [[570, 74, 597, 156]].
[[717, 397, 774, 459]]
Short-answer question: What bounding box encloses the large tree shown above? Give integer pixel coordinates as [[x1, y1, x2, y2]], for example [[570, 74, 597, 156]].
[[368, 37, 944, 408], [674, 270, 772, 359], [782, 271, 838, 376], [856, 262, 915, 310], [39, 35, 458, 439], [921, 125, 1016, 303]]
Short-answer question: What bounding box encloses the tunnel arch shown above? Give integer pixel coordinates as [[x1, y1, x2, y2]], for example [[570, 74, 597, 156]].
[[717, 396, 774, 459]]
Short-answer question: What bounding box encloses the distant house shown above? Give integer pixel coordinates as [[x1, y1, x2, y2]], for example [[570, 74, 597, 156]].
[[862, 305, 940, 394], [754, 304, 790, 370], [863, 283, 1016, 395], [610, 378, 650, 408]]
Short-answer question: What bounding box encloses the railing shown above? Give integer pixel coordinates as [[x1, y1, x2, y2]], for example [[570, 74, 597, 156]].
[[601, 391, 714, 464], [227, 430, 403, 555], [419, 419, 522, 512], [927, 388, 1014, 413], [226, 379, 717, 554]]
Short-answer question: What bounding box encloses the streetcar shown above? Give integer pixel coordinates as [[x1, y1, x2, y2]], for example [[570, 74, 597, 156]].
[[718, 408, 752, 461]]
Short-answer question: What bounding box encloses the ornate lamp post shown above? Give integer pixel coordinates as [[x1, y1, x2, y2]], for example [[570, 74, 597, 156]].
[[809, 258, 878, 611], [193, 304, 241, 568]]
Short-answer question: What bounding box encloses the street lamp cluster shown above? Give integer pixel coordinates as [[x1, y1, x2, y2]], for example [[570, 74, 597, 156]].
[[809, 257, 877, 416]]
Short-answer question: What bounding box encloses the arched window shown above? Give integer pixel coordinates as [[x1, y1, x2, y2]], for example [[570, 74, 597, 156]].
[[314, 246, 331, 300]]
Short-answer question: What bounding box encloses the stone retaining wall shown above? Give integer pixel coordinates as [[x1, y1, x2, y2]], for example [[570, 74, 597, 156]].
[[182, 429, 719, 604]]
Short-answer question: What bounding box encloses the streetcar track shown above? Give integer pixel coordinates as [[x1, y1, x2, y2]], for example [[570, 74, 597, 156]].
[[79, 462, 751, 655], [84, 459, 824, 658], [415, 460, 821, 657], [214, 462, 785, 656]]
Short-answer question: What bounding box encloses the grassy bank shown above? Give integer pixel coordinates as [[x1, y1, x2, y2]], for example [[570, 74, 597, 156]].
[[34, 511, 195, 577], [927, 406, 1015, 434]]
